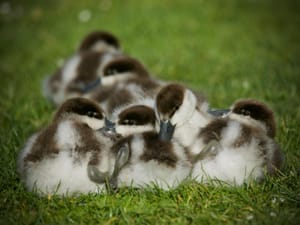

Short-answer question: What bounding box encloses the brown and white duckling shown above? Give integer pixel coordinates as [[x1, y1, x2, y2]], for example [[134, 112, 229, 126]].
[[78, 30, 121, 53], [43, 50, 122, 106], [110, 98, 157, 137], [109, 131, 192, 190], [42, 31, 122, 106], [89, 56, 162, 114], [155, 83, 213, 148], [190, 99, 284, 185], [90, 101, 193, 190], [17, 97, 126, 196]]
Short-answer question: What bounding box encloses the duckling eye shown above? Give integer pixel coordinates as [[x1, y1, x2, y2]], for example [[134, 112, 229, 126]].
[[106, 68, 118, 76], [174, 105, 180, 111], [122, 119, 136, 125], [170, 105, 180, 116], [240, 109, 251, 116], [86, 111, 101, 119]]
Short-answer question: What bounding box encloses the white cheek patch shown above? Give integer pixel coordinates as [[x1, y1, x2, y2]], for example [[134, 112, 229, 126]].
[[90, 42, 119, 54], [82, 116, 104, 130], [116, 124, 155, 136], [101, 72, 135, 86], [171, 90, 197, 127]]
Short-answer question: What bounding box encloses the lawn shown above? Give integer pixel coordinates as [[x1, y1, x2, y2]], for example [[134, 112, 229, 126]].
[[0, 0, 299, 224]]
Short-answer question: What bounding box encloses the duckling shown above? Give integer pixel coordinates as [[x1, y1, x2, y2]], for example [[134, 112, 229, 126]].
[[17, 97, 123, 196], [89, 56, 162, 114], [78, 30, 121, 53], [155, 83, 212, 148], [110, 131, 192, 190], [42, 31, 122, 106], [43, 50, 122, 106], [111, 99, 157, 136], [190, 99, 284, 185]]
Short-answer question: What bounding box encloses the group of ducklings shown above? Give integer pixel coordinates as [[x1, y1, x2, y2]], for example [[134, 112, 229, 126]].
[[17, 31, 284, 196]]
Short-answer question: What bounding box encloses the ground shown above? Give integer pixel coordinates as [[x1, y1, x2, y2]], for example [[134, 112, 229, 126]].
[[0, 0, 299, 224]]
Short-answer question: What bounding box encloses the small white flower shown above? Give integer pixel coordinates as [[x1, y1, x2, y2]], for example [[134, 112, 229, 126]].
[[246, 214, 254, 220], [270, 212, 276, 217], [271, 197, 277, 204], [78, 9, 91, 23]]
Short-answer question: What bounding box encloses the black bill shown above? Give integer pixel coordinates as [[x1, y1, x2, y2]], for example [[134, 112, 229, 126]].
[[99, 118, 116, 133], [208, 109, 230, 117], [158, 120, 176, 142], [82, 77, 102, 94]]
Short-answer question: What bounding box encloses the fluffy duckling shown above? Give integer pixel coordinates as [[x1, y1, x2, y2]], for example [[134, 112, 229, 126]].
[[89, 97, 192, 190], [42, 31, 122, 106], [89, 56, 162, 114], [110, 99, 157, 137], [17, 97, 124, 196], [110, 131, 192, 190], [155, 83, 212, 148], [78, 30, 121, 53], [190, 99, 284, 185], [43, 50, 122, 106]]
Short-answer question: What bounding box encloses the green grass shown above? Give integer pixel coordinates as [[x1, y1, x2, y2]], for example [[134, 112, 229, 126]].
[[0, 0, 299, 224]]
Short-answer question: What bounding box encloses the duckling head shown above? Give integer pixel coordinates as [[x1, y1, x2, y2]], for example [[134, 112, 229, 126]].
[[230, 99, 276, 138], [155, 83, 197, 141]]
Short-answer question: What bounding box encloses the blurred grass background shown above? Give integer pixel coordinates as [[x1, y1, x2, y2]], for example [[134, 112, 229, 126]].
[[0, 0, 299, 224]]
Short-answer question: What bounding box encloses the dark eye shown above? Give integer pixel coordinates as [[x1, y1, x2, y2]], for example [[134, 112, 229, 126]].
[[174, 105, 180, 111], [170, 105, 180, 117], [122, 119, 136, 125], [240, 109, 251, 116], [106, 68, 118, 76], [86, 111, 101, 119]]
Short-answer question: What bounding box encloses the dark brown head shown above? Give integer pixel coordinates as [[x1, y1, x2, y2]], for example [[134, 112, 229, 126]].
[[115, 105, 157, 136], [43, 52, 107, 105], [155, 83, 198, 141], [102, 56, 149, 80], [155, 84, 185, 121], [118, 105, 156, 126], [78, 31, 120, 52], [231, 99, 276, 138], [54, 97, 105, 130], [66, 51, 106, 94]]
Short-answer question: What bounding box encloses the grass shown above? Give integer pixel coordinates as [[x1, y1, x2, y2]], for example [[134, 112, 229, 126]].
[[0, 0, 299, 224]]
